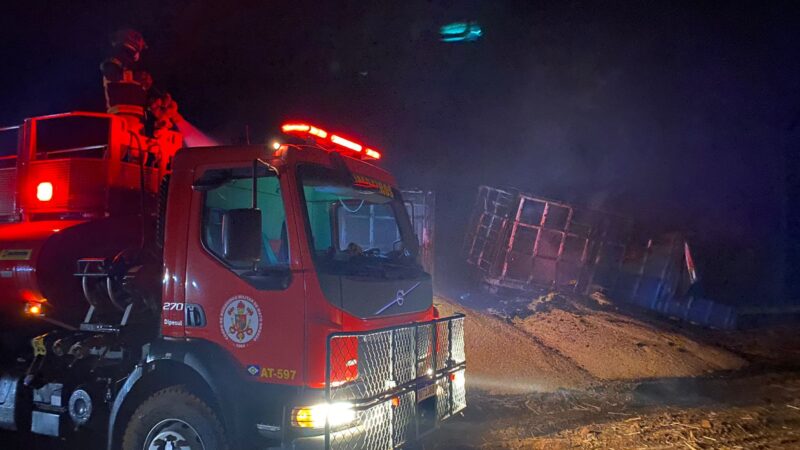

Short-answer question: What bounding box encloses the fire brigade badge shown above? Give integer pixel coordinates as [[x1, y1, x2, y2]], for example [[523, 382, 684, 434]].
[[220, 295, 262, 348]]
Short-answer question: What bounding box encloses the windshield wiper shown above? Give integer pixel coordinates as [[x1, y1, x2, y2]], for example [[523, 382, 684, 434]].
[[356, 258, 421, 279], [318, 250, 422, 278]]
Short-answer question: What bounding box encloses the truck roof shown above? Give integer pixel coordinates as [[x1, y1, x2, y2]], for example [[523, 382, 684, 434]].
[[172, 144, 397, 186]]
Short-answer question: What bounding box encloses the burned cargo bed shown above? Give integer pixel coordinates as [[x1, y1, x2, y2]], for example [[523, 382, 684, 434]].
[[462, 185, 737, 329]]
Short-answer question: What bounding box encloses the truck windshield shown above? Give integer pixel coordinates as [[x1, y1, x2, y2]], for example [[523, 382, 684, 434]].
[[299, 165, 422, 277]]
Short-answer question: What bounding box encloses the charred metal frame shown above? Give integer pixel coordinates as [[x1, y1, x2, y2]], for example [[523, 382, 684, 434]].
[[464, 186, 695, 310]]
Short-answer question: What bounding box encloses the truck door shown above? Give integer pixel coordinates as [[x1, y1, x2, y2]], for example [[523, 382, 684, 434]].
[[181, 162, 306, 386]]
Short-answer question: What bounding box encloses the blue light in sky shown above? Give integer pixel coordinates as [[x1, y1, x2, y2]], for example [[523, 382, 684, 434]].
[[440, 22, 483, 43]]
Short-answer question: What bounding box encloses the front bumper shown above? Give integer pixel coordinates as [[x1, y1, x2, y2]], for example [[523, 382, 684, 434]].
[[290, 367, 465, 449], [301, 314, 466, 449]]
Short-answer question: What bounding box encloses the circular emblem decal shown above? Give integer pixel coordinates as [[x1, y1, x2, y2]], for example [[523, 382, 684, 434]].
[[220, 295, 262, 348]]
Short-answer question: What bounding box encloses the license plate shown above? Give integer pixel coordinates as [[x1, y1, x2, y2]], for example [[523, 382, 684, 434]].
[[417, 382, 437, 402]]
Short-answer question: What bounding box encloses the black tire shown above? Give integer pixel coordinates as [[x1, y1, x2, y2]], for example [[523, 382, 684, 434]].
[[121, 386, 229, 450]]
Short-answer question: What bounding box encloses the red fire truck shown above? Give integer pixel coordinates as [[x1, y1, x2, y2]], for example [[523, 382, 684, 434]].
[[0, 32, 465, 450]]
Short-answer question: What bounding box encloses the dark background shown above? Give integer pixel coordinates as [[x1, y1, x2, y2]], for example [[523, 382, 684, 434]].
[[1, 1, 799, 305]]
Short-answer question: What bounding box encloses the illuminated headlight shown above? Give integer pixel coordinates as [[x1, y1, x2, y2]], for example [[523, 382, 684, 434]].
[[451, 370, 466, 390], [291, 402, 356, 429]]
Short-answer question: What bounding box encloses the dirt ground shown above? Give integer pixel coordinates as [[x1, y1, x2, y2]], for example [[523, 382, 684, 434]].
[[428, 366, 800, 449], [428, 293, 800, 450]]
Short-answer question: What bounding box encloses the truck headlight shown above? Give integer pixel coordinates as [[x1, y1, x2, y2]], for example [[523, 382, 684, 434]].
[[451, 369, 466, 390], [291, 402, 356, 429]]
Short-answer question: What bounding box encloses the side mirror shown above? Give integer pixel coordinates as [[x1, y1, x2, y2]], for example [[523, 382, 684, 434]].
[[222, 208, 262, 262]]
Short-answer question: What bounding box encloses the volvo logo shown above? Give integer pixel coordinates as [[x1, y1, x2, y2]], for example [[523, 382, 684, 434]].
[[375, 282, 421, 315]]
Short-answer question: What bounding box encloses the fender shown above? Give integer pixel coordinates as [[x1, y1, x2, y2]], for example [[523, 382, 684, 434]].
[[106, 338, 248, 450], [107, 364, 143, 450]]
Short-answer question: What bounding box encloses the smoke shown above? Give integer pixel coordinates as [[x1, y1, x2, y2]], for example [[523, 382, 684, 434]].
[[465, 374, 551, 395]]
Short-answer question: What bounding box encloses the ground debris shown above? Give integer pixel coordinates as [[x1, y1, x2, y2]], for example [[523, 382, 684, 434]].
[[427, 369, 800, 450], [479, 403, 800, 449]]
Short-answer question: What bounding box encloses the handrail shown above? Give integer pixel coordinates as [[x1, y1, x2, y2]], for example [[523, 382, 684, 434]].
[[35, 145, 108, 157]]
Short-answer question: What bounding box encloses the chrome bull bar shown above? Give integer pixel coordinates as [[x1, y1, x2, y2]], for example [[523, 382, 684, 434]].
[[325, 314, 466, 449]]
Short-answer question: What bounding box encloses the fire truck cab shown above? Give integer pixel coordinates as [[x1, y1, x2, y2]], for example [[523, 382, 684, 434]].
[[0, 116, 466, 450]]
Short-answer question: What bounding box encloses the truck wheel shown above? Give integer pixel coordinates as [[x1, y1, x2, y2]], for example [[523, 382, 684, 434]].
[[121, 386, 229, 450]]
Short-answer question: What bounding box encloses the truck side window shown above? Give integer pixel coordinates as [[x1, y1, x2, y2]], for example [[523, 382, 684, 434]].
[[34, 116, 110, 160], [201, 168, 289, 269]]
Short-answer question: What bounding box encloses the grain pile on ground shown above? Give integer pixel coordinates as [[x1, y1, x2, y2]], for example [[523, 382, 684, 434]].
[[512, 293, 746, 380], [435, 296, 593, 394]]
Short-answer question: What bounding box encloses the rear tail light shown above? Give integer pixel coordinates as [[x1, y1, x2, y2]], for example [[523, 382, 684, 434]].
[[36, 182, 53, 202]]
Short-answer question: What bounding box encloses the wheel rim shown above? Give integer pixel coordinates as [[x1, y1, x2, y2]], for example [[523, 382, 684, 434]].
[[143, 418, 205, 450]]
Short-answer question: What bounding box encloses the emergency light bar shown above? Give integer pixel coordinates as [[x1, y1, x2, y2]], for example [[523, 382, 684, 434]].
[[280, 122, 381, 160]]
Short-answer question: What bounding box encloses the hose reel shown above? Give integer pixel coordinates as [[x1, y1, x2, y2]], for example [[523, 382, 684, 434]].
[[77, 248, 160, 320]]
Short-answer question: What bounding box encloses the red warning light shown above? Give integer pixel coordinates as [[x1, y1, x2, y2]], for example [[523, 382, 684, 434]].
[[330, 135, 363, 152], [36, 182, 53, 202], [281, 123, 311, 133], [280, 122, 382, 161], [309, 126, 328, 139]]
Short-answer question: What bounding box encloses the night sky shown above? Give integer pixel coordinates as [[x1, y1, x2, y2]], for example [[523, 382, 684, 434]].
[[2, 1, 799, 303]]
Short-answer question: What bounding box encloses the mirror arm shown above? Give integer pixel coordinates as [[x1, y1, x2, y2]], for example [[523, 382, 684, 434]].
[[251, 162, 258, 271], [257, 158, 280, 177], [251, 159, 258, 208]]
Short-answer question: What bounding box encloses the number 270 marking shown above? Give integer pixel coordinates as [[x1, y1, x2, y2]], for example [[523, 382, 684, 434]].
[[163, 302, 184, 311]]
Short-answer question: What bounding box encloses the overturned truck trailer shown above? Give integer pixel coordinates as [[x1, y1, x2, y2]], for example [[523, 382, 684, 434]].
[[463, 186, 737, 329]]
